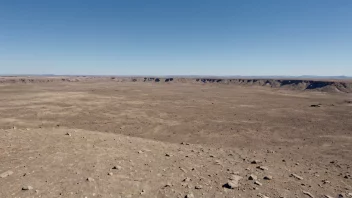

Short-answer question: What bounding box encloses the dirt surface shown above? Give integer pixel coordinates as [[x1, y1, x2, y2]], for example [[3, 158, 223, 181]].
[[0, 80, 351, 198]]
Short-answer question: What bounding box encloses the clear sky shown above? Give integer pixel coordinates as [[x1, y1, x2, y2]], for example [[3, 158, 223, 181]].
[[0, 0, 351, 76]]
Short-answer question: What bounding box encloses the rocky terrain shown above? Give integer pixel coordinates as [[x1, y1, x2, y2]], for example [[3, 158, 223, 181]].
[[0, 78, 351, 197], [1, 128, 351, 198]]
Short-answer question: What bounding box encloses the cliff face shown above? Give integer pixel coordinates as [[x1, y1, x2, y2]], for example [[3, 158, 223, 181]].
[[1, 76, 351, 93], [124, 77, 352, 93]]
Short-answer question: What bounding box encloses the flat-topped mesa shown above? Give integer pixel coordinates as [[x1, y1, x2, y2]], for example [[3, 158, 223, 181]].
[[113, 77, 352, 93], [0, 76, 351, 93]]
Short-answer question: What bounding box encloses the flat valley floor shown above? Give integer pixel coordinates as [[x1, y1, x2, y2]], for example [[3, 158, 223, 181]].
[[0, 81, 351, 198]]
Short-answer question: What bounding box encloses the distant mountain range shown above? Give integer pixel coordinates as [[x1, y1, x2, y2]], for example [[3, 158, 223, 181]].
[[1, 74, 351, 80]]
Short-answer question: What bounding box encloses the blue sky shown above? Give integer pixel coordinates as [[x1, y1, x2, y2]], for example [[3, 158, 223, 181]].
[[0, 0, 351, 76]]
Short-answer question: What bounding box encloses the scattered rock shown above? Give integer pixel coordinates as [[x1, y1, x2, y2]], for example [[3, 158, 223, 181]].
[[324, 195, 333, 198], [86, 177, 94, 182], [183, 177, 191, 182], [164, 182, 172, 187], [65, 132, 71, 136], [310, 104, 321, 107], [263, 176, 273, 180], [138, 150, 143, 154], [108, 172, 113, 176], [229, 172, 239, 176], [0, 170, 13, 178], [185, 193, 195, 198], [195, 185, 203, 189], [257, 193, 269, 198], [291, 173, 303, 180], [22, 186, 33, 190], [223, 175, 242, 189], [254, 181, 262, 186], [179, 167, 187, 173], [257, 166, 268, 171], [303, 191, 314, 198], [248, 174, 257, 180], [112, 165, 122, 170], [251, 160, 261, 164], [165, 153, 172, 157], [266, 150, 275, 153], [322, 179, 330, 184]]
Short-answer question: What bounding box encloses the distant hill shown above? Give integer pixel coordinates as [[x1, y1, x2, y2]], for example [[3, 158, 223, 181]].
[[1, 74, 351, 80]]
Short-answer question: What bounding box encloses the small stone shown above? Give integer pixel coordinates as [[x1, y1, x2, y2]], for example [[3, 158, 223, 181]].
[[108, 172, 113, 176], [87, 177, 94, 182], [322, 179, 330, 184], [223, 176, 242, 189], [165, 182, 172, 187], [303, 191, 314, 198], [183, 177, 191, 182], [138, 150, 143, 154], [257, 193, 269, 198], [112, 165, 122, 170], [324, 195, 333, 198], [248, 174, 257, 180], [165, 153, 171, 157], [22, 186, 33, 190], [266, 150, 275, 153], [0, 170, 13, 178], [185, 193, 195, 198], [195, 185, 203, 189], [140, 189, 145, 195], [251, 160, 261, 164], [263, 176, 273, 180], [254, 181, 262, 186], [257, 166, 268, 171], [65, 132, 71, 136], [291, 173, 303, 180], [230, 171, 240, 175]]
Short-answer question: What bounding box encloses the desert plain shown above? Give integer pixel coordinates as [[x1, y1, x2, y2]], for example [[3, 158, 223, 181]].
[[0, 77, 351, 198]]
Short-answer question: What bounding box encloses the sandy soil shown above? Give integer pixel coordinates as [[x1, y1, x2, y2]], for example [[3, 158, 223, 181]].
[[0, 80, 351, 198]]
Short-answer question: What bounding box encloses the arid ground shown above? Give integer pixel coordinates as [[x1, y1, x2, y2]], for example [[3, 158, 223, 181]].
[[0, 78, 351, 198]]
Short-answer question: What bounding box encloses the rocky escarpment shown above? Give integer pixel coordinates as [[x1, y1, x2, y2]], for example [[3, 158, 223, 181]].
[[115, 77, 352, 93], [1, 76, 351, 93]]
